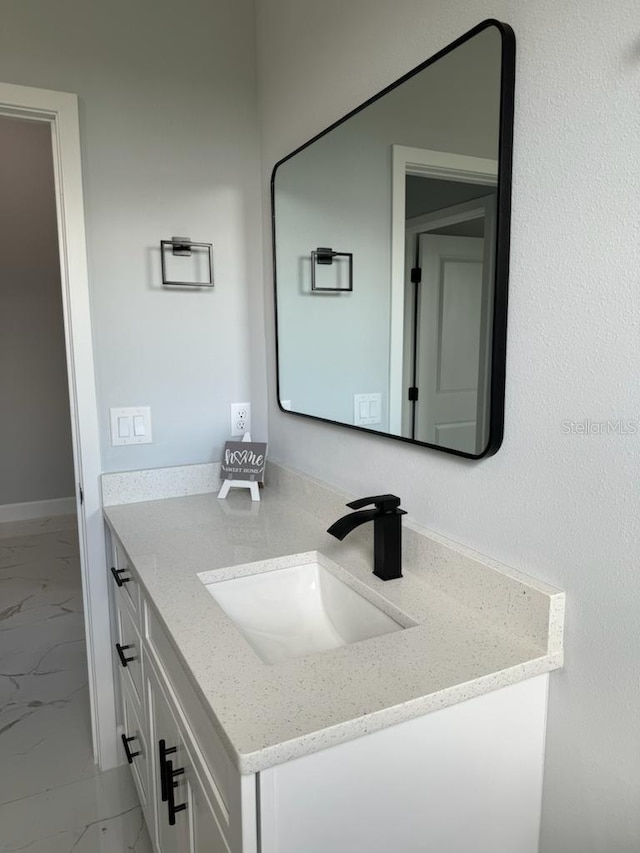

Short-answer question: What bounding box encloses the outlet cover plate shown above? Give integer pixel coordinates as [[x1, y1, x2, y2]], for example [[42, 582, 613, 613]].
[[231, 402, 251, 437]]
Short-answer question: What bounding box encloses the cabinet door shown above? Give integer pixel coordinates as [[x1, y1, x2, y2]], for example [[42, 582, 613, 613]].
[[259, 675, 548, 853], [148, 664, 192, 852], [147, 663, 231, 853], [190, 774, 232, 853]]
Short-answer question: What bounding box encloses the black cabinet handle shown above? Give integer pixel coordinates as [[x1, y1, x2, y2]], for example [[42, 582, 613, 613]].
[[110, 566, 131, 587], [115, 642, 136, 668], [166, 759, 187, 825], [158, 739, 177, 802], [121, 733, 140, 764]]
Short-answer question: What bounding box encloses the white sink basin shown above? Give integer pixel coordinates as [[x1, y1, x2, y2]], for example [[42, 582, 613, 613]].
[[199, 552, 408, 665]]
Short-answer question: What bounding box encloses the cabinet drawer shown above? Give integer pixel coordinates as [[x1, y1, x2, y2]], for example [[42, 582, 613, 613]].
[[110, 539, 141, 624], [115, 595, 144, 709], [145, 602, 237, 820]]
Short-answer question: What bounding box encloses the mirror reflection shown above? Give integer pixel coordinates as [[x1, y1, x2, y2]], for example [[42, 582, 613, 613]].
[[272, 21, 514, 458]]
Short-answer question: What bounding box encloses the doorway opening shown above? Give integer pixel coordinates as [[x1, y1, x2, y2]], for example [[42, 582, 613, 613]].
[[0, 115, 76, 517], [0, 82, 114, 771], [403, 184, 496, 454], [389, 145, 498, 453]]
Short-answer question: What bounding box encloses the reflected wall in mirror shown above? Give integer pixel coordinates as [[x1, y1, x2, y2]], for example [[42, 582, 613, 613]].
[[272, 20, 515, 458]]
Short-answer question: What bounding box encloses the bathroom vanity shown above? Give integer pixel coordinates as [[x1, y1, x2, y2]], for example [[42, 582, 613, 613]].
[[103, 462, 564, 853], [97, 17, 540, 849]]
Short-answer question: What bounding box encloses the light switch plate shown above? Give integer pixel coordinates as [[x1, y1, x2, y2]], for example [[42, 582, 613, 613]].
[[110, 406, 153, 446], [353, 393, 382, 426]]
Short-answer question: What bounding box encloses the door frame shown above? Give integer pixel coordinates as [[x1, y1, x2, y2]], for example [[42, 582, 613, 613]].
[[0, 82, 116, 768], [389, 145, 498, 433]]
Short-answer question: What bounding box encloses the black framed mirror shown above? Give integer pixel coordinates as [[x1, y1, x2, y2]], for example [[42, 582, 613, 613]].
[[271, 20, 515, 459]]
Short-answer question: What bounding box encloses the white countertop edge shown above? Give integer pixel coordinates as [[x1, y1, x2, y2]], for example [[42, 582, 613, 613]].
[[235, 653, 562, 774]]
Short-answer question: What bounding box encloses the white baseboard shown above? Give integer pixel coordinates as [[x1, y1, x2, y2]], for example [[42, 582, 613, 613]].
[[0, 496, 76, 523]]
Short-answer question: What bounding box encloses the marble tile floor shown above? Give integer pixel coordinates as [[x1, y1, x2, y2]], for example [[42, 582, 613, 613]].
[[0, 515, 152, 851]]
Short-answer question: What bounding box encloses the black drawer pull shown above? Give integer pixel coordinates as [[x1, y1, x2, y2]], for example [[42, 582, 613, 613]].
[[166, 759, 187, 825], [159, 739, 177, 802], [121, 733, 140, 764], [110, 566, 131, 587], [115, 642, 136, 668]]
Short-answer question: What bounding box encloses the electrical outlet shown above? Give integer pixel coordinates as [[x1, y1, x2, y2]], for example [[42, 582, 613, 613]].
[[231, 402, 251, 436]]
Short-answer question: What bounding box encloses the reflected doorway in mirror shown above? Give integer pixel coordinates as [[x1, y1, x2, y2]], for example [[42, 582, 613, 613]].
[[390, 146, 498, 457], [393, 172, 497, 454]]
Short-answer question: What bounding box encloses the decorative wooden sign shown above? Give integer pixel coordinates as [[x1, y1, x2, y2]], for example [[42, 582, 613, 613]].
[[218, 439, 267, 502]]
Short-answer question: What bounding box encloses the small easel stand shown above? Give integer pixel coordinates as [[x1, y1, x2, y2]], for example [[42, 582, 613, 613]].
[[217, 434, 261, 502]]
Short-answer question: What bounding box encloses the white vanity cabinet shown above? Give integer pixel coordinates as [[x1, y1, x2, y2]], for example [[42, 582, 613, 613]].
[[107, 532, 550, 853], [108, 535, 257, 853]]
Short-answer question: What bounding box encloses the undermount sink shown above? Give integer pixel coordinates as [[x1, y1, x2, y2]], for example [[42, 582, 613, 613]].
[[198, 552, 409, 665]]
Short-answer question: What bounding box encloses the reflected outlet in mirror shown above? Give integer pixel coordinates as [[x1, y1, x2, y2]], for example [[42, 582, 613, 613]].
[[272, 20, 515, 458], [199, 552, 414, 665]]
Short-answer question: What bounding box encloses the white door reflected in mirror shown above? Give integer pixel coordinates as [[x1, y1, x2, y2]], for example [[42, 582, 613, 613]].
[[399, 192, 496, 454]]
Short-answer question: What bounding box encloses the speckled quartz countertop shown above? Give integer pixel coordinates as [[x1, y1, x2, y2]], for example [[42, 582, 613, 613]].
[[103, 463, 564, 775]]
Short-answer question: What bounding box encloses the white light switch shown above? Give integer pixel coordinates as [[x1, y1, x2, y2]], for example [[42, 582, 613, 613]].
[[354, 393, 382, 426], [110, 407, 153, 446], [118, 416, 131, 438]]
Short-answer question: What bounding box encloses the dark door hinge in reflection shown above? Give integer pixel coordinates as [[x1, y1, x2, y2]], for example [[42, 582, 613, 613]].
[[79, 484, 84, 505], [408, 387, 419, 402], [410, 267, 422, 284]]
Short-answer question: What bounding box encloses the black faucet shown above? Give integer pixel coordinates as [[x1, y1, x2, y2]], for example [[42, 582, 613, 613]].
[[327, 494, 407, 581]]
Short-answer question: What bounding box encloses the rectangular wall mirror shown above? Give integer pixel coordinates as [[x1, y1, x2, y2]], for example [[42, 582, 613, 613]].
[[271, 20, 515, 459]]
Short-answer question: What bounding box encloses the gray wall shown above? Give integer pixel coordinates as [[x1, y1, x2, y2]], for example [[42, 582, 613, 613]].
[[0, 0, 265, 472], [0, 116, 75, 505], [257, 2, 640, 851]]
